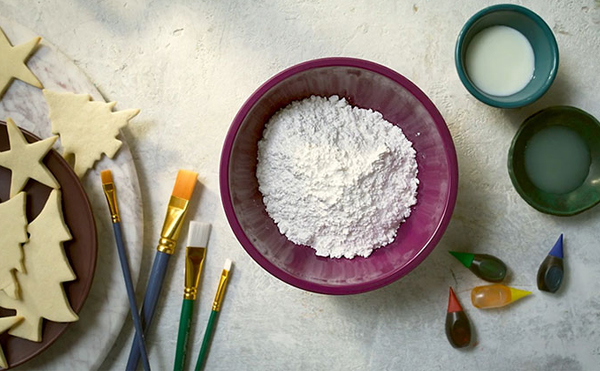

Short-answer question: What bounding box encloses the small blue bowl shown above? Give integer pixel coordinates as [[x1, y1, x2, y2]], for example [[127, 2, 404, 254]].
[[455, 4, 559, 108]]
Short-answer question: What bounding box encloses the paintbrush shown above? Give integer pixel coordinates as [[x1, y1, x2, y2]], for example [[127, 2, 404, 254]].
[[173, 221, 210, 371], [126, 169, 198, 370], [194, 259, 232, 371], [100, 170, 151, 371]]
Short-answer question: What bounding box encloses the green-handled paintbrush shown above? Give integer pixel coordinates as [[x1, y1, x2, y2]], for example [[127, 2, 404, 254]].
[[173, 221, 210, 371], [194, 258, 232, 371]]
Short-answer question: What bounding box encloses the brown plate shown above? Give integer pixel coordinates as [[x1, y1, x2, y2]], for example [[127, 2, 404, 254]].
[[0, 121, 97, 369]]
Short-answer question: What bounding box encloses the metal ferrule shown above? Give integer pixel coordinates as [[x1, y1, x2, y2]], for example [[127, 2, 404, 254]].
[[157, 196, 189, 254], [183, 247, 206, 300], [212, 269, 230, 312], [102, 182, 120, 223]]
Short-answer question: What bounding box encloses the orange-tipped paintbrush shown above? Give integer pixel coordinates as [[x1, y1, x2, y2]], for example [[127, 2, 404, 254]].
[[126, 170, 198, 370]]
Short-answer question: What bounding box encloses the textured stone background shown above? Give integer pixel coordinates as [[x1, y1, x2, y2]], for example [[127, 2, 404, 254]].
[[0, 0, 599, 370]]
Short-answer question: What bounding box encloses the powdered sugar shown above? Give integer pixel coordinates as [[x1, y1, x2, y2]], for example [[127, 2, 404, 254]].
[[256, 96, 419, 259]]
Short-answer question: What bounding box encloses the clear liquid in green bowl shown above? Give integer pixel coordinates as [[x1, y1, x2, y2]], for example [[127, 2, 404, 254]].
[[524, 125, 591, 194]]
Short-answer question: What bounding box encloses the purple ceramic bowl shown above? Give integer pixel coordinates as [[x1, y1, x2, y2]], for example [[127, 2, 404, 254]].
[[220, 57, 458, 295]]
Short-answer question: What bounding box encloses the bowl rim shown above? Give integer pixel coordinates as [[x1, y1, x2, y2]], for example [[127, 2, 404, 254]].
[[507, 106, 600, 216], [219, 57, 459, 295], [454, 3, 559, 108]]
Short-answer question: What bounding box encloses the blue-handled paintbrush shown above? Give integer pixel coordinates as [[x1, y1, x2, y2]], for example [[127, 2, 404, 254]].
[[126, 169, 198, 370], [101, 170, 151, 371]]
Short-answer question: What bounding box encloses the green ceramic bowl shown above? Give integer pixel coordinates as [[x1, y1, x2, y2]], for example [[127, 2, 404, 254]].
[[508, 106, 600, 216], [455, 4, 559, 108]]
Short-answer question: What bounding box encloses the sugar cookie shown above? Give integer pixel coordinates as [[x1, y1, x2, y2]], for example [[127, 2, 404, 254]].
[[0, 189, 77, 342], [0, 192, 27, 299], [0, 26, 42, 100], [43, 89, 139, 177], [0, 316, 23, 368], [0, 118, 59, 197]]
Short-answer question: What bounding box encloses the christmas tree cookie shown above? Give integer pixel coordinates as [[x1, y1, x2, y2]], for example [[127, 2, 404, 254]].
[[43, 89, 139, 177], [0, 189, 78, 342], [0, 192, 27, 299], [0, 316, 23, 368], [0, 26, 43, 100]]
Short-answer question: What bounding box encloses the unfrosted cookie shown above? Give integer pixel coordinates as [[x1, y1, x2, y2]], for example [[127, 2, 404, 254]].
[[0, 118, 59, 197], [0, 315, 23, 368], [0, 189, 78, 342], [43, 89, 139, 178], [0, 192, 27, 299], [0, 26, 42, 100]]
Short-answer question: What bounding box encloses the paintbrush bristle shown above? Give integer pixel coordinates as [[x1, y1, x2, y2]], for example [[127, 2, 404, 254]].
[[223, 258, 232, 271], [100, 170, 113, 184], [172, 169, 198, 200], [188, 221, 211, 247]]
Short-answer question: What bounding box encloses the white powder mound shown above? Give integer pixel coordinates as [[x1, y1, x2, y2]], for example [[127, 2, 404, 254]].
[[256, 95, 419, 259]]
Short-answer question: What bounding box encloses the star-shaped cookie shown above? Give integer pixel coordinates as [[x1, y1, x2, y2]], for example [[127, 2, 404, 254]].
[[0, 26, 43, 100], [0, 118, 59, 197]]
